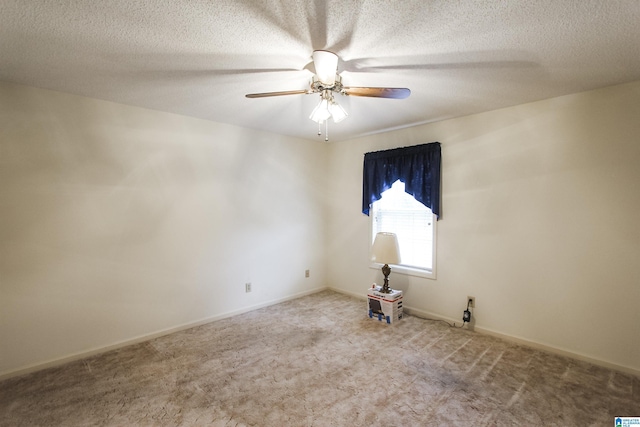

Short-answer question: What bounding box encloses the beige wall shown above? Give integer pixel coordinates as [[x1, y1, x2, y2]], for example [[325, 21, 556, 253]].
[[2, 79, 639, 378], [0, 82, 327, 377], [327, 81, 640, 374]]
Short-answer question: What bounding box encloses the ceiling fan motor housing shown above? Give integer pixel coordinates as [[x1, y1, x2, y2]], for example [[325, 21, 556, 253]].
[[311, 75, 344, 95]]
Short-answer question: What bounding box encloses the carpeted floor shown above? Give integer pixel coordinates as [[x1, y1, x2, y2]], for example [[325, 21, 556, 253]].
[[1, 290, 638, 426]]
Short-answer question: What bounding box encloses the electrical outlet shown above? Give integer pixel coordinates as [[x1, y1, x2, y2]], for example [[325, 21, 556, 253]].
[[305, 269, 310, 278], [245, 282, 252, 293], [467, 296, 475, 308]]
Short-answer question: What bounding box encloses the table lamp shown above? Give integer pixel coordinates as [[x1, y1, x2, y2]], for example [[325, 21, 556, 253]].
[[371, 232, 401, 293]]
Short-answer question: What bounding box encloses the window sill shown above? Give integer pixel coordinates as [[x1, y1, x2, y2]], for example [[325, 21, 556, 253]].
[[369, 262, 436, 280]]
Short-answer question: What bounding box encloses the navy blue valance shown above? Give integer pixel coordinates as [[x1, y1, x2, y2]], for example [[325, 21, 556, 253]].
[[362, 142, 441, 218]]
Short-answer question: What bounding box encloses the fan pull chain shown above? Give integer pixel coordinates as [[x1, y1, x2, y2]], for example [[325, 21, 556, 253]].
[[317, 121, 330, 141]]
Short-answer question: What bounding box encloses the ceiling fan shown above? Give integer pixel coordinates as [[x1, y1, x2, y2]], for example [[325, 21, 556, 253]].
[[245, 50, 410, 141]]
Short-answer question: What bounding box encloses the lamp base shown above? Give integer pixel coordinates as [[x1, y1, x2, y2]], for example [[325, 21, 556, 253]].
[[380, 263, 392, 293]]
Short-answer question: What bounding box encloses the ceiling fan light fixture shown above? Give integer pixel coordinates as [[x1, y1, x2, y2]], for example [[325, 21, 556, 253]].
[[309, 98, 331, 123], [329, 99, 348, 123], [310, 90, 348, 125], [312, 50, 338, 86]]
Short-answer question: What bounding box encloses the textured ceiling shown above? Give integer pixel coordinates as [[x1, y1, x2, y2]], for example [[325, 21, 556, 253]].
[[2, 0, 640, 142]]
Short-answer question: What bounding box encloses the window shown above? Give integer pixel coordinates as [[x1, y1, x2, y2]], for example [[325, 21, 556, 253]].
[[362, 142, 440, 279], [371, 180, 436, 278]]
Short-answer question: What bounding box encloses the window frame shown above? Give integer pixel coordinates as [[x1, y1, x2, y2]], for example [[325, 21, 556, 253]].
[[368, 188, 437, 280]]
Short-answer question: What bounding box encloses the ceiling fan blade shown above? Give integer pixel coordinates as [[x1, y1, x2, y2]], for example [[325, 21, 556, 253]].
[[342, 54, 538, 73], [312, 50, 338, 86], [245, 89, 311, 98], [343, 87, 411, 99]]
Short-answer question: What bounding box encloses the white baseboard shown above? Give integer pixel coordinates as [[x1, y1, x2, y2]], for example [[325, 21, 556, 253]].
[[329, 286, 640, 378], [0, 286, 329, 381], [4, 286, 637, 380]]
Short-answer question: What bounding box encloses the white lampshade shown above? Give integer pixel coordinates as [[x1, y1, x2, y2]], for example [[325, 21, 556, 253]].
[[329, 100, 348, 123], [309, 98, 331, 123], [371, 232, 401, 265]]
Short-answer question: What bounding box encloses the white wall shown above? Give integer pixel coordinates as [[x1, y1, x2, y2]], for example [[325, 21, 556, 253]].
[[0, 82, 327, 377], [327, 81, 640, 374]]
